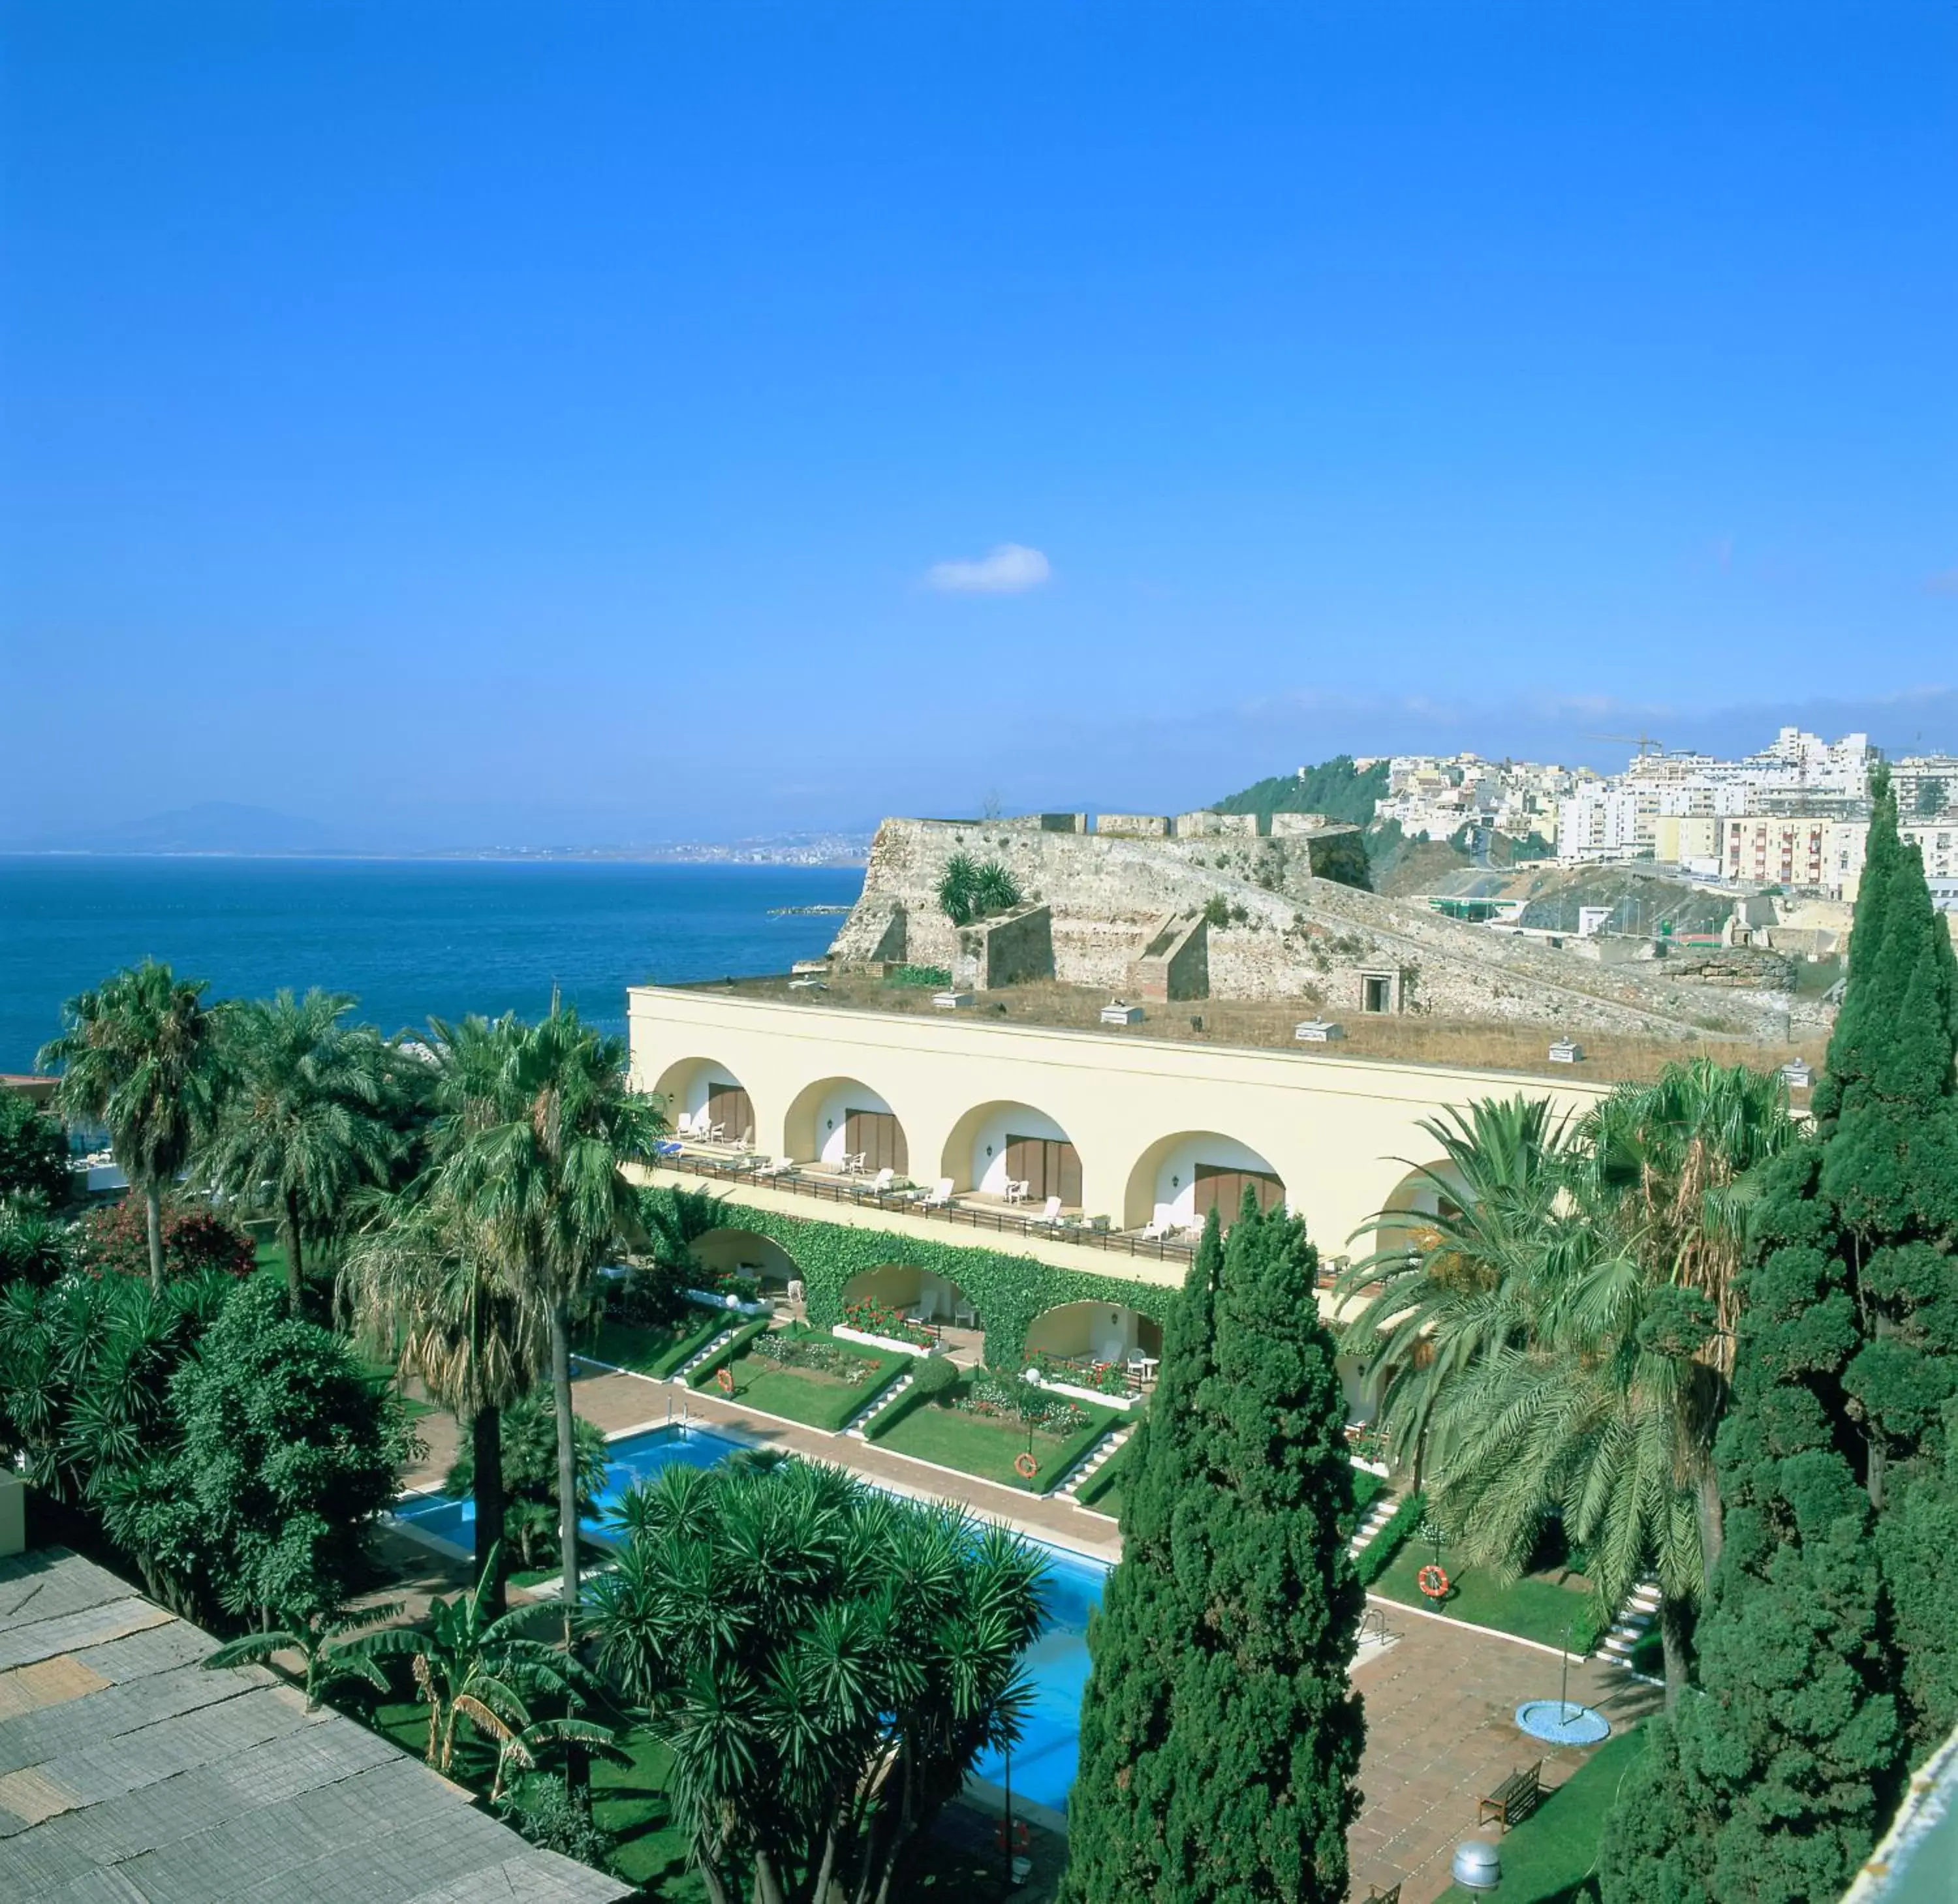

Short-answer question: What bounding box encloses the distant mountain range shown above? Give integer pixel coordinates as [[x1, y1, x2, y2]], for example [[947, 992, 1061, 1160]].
[[8, 802, 344, 855], [2, 802, 869, 864]]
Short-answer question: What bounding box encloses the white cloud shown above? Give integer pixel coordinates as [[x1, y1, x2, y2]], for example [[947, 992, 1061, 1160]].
[[924, 543, 1051, 595]]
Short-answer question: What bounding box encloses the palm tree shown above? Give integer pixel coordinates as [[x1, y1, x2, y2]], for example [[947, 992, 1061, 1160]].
[[202, 989, 401, 1315], [1573, 1056, 1795, 1571], [1335, 1094, 1576, 1487], [339, 1185, 546, 1614], [39, 960, 221, 1289], [1340, 1066, 1797, 1710], [435, 1007, 662, 1641]]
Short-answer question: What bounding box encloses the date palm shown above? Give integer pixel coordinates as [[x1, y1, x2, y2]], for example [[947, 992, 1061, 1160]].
[[39, 960, 221, 1289], [435, 1006, 662, 1642], [202, 989, 401, 1315]]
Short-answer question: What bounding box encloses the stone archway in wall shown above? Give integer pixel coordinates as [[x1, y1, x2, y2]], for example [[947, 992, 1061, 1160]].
[[1122, 1130, 1286, 1232], [1024, 1299, 1163, 1367], [783, 1077, 910, 1174], [649, 1056, 757, 1148], [1367, 1158, 1471, 1267], [937, 1100, 1084, 1206], [689, 1227, 801, 1294], [840, 1263, 976, 1328]]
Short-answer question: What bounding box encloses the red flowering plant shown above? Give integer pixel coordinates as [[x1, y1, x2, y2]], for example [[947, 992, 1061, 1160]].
[[1025, 1349, 1130, 1396], [77, 1195, 257, 1282], [841, 1298, 935, 1348]]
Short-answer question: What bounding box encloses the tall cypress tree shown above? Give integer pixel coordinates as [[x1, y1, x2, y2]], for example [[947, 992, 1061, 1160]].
[[1601, 776, 1958, 1901], [1064, 1199, 1365, 1904]]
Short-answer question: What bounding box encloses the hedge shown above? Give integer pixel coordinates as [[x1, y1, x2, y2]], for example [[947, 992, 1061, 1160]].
[[1354, 1488, 1425, 1587], [685, 1317, 771, 1389], [642, 1186, 1177, 1370], [862, 1353, 961, 1441]]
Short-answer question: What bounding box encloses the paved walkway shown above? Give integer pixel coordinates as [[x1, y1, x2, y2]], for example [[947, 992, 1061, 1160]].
[[1348, 1606, 1659, 1903]]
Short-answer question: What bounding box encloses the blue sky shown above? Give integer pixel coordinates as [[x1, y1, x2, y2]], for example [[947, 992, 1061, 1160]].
[[3, 2, 1953, 848]]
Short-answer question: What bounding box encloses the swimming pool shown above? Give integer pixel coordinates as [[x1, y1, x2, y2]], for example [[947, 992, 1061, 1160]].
[[392, 1422, 1109, 1813], [392, 1422, 748, 1550], [972, 1543, 1107, 1813]]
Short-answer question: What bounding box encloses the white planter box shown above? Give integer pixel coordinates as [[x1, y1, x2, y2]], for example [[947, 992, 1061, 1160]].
[[1024, 1368, 1139, 1411], [1100, 1003, 1143, 1026], [832, 1323, 927, 1357]]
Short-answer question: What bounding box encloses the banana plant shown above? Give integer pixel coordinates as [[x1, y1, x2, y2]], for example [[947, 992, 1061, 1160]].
[[348, 1543, 597, 1775], [203, 1597, 403, 1711]]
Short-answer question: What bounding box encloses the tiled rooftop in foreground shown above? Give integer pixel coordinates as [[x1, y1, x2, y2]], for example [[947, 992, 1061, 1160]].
[[0, 1546, 629, 1904]]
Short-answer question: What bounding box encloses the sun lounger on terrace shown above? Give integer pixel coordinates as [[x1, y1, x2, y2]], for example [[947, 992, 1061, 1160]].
[[916, 1178, 954, 1209]]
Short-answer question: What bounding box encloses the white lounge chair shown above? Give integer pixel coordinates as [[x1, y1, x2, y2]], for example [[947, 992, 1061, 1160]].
[[1139, 1217, 1173, 1241], [865, 1167, 895, 1195], [753, 1156, 794, 1179], [1036, 1195, 1063, 1226], [917, 1178, 954, 1210], [674, 1110, 701, 1139]]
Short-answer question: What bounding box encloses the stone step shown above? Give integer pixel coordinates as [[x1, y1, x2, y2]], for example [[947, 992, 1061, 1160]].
[[1058, 1425, 1134, 1499], [845, 1370, 916, 1439], [676, 1327, 741, 1381]]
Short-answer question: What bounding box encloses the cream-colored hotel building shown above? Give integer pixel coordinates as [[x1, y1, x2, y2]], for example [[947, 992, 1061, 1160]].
[[627, 984, 1611, 1337]]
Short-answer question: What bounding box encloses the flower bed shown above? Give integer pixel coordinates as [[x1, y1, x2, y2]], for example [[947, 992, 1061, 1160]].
[[842, 1298, 935, 1349], [751, 1331, 868, 1379], [957, 1370, 1091, 1435], [1025, 1349, 1131, 1397]]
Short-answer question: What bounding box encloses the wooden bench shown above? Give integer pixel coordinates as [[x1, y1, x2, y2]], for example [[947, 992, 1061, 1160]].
[[1478, 1760, 1543, 1830]]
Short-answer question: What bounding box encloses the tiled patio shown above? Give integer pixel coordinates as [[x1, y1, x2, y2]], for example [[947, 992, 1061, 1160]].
[[1348, 1607, 1660, 1903]]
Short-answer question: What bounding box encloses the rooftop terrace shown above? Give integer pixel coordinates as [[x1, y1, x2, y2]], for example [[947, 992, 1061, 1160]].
[[672, 970, 1826, 1088]]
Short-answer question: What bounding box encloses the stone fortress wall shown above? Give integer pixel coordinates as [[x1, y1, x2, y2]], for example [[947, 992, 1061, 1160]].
[[828, 814, 1829, 1043]]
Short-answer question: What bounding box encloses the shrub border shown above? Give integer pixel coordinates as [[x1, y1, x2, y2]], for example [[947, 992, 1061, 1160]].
[[644, 1188, 1177, 1370], [1354, 1489, 1425, 1586]]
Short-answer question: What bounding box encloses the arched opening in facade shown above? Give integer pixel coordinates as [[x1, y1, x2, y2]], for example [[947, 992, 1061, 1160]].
[[1122, 1131, 1285, 1232], [1023, 1299, 1162, 1368], [689, 1227, 801, 1295], [784, 1077, 909, 1175], [937, 1101, 1083, 1208], [648, 1056, 756, 1149], [1368, 1158, 1470, 1266], [839, 1263, 976, 1330]]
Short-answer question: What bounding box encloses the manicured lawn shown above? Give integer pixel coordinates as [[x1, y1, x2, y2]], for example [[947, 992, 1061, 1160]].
[[1437, 1723, 1648, 1903], [1373, 1539, 1604, 1653], [878, 1385, 1122, 1494], [716, 1330, 911, 1433], [581, 1312, 727, 1379]]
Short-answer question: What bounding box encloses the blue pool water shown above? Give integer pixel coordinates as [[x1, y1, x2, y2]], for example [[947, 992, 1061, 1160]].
[[972, 1544, 1107, 1813], [394, 1422, 746, 1548], [395, 1423, 1109, 1811]]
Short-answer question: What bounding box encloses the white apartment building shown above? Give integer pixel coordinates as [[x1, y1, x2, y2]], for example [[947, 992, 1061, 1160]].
[[1557, 787, 1645, 861], [1717, 814, 1867, 899]]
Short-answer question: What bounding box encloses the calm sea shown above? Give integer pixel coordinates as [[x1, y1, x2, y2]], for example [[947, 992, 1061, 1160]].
[[0, 857, 863, 1073]]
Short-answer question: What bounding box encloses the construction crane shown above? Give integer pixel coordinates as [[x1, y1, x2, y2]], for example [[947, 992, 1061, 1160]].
[[1584, 731, 1667, 760]]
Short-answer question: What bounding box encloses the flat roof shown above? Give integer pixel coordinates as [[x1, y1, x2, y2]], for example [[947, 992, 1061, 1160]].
[[643, 972, 1824, 1088], [0, 1546, 630, 1904]]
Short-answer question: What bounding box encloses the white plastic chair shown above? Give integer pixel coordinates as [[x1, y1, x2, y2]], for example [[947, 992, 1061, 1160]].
[[1036, 1195, 1063, 1226], [867, 1167, 895, 1195], [918, 1178, 954, 1210]]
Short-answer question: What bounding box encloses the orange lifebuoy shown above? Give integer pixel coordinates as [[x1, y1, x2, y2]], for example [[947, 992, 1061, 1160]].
[[995, 1817, 1032, 1853], [1416, 1563, 1450, 1601], [715, 1366, 736, 1394], [1014, 1451, 1039, 1481]]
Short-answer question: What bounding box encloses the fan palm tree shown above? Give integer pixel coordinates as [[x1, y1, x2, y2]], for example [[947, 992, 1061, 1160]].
[[434, 1007, 662, 1641], [339, 1185, 547, 1614], [201, 989, 401, 1315], [39, 960, 222, 1289]]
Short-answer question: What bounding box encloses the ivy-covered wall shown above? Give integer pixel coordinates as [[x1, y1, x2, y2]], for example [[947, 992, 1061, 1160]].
[[642, 1186, 1177, 1368]]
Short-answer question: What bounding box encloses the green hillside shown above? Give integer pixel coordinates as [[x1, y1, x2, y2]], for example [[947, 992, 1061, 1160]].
[[1212, 755, 1388, 825]]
